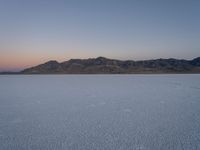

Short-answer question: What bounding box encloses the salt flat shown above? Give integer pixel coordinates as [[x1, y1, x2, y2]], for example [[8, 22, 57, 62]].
[[0, 75, 200, 150]]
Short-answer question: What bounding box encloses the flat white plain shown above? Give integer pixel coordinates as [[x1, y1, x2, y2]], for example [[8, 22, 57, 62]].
[[0, 75, 200, 150]]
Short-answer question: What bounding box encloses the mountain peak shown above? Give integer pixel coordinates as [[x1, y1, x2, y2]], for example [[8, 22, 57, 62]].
[[44, 60, 59, 64], [95, 56, 108, 60]]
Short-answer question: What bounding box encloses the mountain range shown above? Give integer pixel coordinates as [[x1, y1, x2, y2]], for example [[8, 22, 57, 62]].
[[16, 56, 200, 74]]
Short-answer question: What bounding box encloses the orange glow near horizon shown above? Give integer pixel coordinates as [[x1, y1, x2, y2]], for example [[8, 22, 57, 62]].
[[0, 49, 104, 71], [0, 51, 63, 71]]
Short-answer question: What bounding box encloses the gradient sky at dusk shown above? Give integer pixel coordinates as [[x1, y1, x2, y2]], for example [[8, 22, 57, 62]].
[[0, 0, 200, 71]]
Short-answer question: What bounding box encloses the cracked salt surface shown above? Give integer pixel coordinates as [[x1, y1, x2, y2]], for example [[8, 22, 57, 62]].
[[0, 74, 200, 150]]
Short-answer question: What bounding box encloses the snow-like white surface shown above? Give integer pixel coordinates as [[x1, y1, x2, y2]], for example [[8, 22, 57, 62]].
[[0, 75, 200, 150]]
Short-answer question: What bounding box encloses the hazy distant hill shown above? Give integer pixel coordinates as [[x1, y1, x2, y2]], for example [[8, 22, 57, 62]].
[[19, 57, 200, 74]]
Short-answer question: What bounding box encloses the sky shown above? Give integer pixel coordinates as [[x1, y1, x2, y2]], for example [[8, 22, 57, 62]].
[[0, 0, 200, 71]]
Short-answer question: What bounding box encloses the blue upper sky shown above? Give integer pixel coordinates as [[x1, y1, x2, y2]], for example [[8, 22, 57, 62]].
[[0, 0, 200, 70]]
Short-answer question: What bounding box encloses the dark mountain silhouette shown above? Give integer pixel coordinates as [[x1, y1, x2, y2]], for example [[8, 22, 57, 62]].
[[19, 57, 200, 74]]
